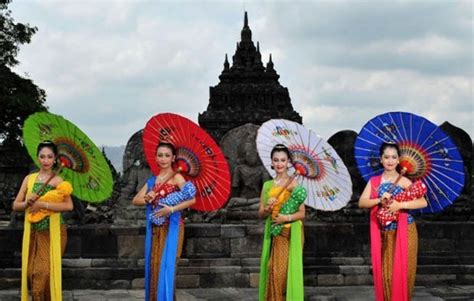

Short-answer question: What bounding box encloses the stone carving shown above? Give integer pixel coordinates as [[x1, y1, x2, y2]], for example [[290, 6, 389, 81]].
[[439, 122, 472, 195], [114, 130, 151, 225], [216, 124, 271, 222], [116, 130, 151, 206]]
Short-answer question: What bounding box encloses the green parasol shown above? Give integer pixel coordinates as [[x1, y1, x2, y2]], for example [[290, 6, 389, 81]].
[[22, 112, 113, 203]]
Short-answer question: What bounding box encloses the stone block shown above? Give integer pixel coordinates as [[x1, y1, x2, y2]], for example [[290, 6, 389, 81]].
[[304, 265, 340, 274], [184, 258, 239, 267], [117, 235, 144, 258], [249, 273, 259, 288], [419, 238, 456, 253], [131, 278, 145, 289], [91, 258, 136, 268], [63, 235, 81, 258], [176, 274, 200, 288], [110, 280, 130, 289], [457, 274, 474, 284], [234, 273, 250, 287], [416, 274, 457, 285], [331, 257, 365, 265], [0, 278, 20, 290], [241, 258, 259, 266], [317, 274, 344, 286], [0, 269, 19, 278], [177, 266, 210, 275], [209, 266, 241, 274], [339, 265, 370, 275], [81, 230, 118, 257], [221, 225, 246, 238], [246, 224, 264, 236], [456, 240, 474, 252], [62, 258, 92, 268], [185, 237, 230, 257], [199, 273, 236, 288], [185, 224, 221, 238], [304, 275, 318, 286], [344, 274, 373, 285], [230, 236, 262, 257]]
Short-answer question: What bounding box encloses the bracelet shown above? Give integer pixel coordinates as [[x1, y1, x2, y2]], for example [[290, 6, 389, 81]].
[[170, 206, 174, 214], [45, 203, 49, 210], [288, 214, 292, 222]]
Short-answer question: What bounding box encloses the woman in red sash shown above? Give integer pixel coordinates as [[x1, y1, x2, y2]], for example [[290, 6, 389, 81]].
[[359, 142, 427, 301]]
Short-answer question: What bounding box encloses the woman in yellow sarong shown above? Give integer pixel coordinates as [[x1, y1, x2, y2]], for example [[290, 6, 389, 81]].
[[12, 140, 73, 301], [258, 144, 307, 301]]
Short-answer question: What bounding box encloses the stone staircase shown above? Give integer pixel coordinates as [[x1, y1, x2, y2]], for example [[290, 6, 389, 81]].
[[1, 223, 473, 289]]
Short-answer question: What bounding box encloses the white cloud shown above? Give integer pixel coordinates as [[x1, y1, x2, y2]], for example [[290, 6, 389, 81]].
[[397, 35, 463, 57], [9, 1, 473, 147]]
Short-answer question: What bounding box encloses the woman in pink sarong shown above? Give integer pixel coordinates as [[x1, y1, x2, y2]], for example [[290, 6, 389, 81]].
[[358, 142, 427, 301]]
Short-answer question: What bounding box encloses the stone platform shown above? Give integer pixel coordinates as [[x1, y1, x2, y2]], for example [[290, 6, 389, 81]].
[[1, 286, 474, 301], [1, 222, 473, 290]]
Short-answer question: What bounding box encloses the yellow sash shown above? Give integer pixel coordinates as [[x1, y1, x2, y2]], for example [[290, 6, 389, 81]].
[[27, 181, 72, 223], [21, 173, 64, 301], [268, 185, 292, 228]]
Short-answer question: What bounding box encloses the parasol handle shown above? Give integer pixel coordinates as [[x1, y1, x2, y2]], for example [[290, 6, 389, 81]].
[[145, 167, 183, 203], [27, 163, 64, 207], [382, 167, 408, 201], [275, 170, 300, 199]]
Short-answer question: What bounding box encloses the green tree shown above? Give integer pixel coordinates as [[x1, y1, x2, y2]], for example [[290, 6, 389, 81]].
[[0, 0, 47, 145]]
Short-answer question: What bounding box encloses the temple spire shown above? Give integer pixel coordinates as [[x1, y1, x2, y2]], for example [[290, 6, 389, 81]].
[[254, 42, 263, 68], [266, 54, 274, 71], [223, 53, 229, 72], [241, 11, 252, 42]]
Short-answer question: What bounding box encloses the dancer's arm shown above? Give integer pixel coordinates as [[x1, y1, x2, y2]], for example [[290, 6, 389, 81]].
[[358, 181, 381, 208]]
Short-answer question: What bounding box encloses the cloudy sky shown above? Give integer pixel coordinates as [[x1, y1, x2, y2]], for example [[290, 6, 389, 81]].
[[10, 0, 473, 147]]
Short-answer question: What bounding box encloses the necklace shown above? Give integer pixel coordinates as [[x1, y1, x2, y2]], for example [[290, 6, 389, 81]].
[[158, 172, 170, 182], [382, 172, 398, 183], [37, 173, 52, 182], [274, 177, 289, 185]]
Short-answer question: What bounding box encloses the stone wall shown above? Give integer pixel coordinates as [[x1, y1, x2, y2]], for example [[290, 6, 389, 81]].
[[1, 222, 473, 289]]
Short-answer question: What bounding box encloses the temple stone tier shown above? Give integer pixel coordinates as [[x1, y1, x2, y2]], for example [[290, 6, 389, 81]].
[[199, 12, 302, 143], [1, 222, 473, 289]]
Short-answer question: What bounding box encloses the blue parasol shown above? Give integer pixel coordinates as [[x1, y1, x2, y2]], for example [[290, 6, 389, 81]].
[[354, 111, 465, 214]]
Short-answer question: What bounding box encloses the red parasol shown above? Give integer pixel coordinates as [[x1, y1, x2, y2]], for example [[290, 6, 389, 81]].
[[143, 113, 231, 211]]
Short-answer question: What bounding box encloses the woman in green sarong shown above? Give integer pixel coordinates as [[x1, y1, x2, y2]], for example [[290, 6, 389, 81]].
[[258, 144, 307, 301]]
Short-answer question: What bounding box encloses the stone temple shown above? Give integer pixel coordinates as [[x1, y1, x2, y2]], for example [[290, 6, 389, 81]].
[[199, 11, 302, 143], [0, 11, 473, 294]]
